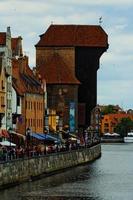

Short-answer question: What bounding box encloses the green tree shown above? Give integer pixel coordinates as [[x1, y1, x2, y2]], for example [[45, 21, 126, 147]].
[[102, 105, 117, 115], [115, 117, 133, 137]]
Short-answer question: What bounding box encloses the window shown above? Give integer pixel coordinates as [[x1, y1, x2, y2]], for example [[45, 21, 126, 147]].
[[2, 80, 5, 90], [104, 123, 109, 127], [17, 96, 20, 106]]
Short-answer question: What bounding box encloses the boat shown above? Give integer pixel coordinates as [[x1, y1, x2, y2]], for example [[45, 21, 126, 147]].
[[124, 132, 133, 143]]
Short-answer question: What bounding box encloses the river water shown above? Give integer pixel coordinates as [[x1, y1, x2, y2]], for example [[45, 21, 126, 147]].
[[0, 143, 133, 200]]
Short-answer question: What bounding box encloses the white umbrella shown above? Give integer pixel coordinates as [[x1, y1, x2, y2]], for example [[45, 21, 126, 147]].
[[127, 132, 133, 136], [112, 133, 120, 136], [104, 133, 112, 136], [0, 141, 16, 147]]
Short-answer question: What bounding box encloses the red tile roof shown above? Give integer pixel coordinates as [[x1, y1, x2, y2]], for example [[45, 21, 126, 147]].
[[0, 33, 6, 45], [12, 57, 44, 95], [38, 53, 80, 85], [104, 113, 133, 122], [36, 24, 108, 48]]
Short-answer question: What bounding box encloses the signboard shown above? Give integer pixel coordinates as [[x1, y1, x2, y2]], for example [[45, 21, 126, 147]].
[[69, 102, 75, 132]]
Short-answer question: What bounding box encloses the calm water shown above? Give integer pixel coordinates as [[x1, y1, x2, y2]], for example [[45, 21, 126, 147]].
[[0, 143, 133, 200]]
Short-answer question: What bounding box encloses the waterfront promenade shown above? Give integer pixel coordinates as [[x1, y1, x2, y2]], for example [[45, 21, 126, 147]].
[[0, 143, 132, 200], [0, 141, 101, 189]]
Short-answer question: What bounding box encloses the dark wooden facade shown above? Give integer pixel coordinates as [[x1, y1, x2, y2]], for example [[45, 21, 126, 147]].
[[35, 25, 108, 129], [75, 47, 107, 126]]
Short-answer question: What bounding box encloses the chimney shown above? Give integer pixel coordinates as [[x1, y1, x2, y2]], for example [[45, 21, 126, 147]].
[[18, 56, 29, 74], [7, 26, 11, 35], [18, 36, 23, 56]]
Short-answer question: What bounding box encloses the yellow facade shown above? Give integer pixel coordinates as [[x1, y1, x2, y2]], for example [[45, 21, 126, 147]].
[[25, 94, 44, 133], [48, 109, 57, 131]]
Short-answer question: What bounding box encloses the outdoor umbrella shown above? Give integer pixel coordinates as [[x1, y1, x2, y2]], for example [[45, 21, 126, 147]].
[[0, 140, 16, 146]]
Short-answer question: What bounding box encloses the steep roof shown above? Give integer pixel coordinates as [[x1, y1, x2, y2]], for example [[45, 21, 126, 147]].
[[12, 57, 44, 95], [38, 53, 80, 85], [36, 24, 108, 48], [104, 113, 133, 123], [0, 33, 6, 45]]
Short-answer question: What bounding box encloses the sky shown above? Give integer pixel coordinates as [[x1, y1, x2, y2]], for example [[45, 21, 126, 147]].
[[0, 0, 133, 110]]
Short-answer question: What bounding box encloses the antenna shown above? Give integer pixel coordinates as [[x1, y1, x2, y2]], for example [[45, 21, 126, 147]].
[[99, 16, 103, 25]]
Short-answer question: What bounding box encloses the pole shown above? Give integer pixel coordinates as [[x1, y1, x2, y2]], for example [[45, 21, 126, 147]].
[[26, 127, 31, 157], [8, 127, 12, 160]]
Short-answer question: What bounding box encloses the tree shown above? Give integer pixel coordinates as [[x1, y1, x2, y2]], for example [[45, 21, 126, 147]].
[[102, 105, 117, 115], [115, 117, 133, 137]]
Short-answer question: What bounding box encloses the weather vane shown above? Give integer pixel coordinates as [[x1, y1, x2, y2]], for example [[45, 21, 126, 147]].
[[99, 16, 103, 25]]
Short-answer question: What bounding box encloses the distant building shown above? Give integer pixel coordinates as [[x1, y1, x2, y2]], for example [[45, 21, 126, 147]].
[[101, 113, 133, 135], [35, 24, 108, 129], [99, 104, 123, 114]]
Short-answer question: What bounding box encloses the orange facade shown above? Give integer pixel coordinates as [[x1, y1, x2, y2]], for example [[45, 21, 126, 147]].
[[12, 56, 45, 136], [101, 113, 133, 135], [25, 94, 44, 133]]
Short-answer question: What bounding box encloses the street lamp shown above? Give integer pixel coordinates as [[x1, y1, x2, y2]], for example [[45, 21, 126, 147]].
[[44, 128, 47, 154], [8, 127, 12, 160], [26, 127, 31, 157]]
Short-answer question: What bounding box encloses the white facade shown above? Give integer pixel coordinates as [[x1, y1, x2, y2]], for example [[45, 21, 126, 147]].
[[0, 27, 12, 129], [12, 87, 22, 115]]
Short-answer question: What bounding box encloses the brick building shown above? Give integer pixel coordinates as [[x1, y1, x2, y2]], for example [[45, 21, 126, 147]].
[[12, 55, 45, 136], [35, 24, 108, 129], [36, 51, 80, 131]]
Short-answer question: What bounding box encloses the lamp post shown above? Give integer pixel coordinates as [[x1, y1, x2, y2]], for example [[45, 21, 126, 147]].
[[44, 129, 47, 154], [8, 127, 12, 160], [26, 127, 31, 157]]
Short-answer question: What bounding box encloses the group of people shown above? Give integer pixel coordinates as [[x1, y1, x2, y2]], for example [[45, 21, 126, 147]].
[[0, 128, 100, 162], [0, 145, 25, 162]]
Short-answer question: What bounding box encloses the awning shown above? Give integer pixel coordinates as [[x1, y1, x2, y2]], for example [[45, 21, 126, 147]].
[[10, 131, 26, 139], [30, 133, 61, 143], [30, 133, 45, 140], [0, 129, 9, 138], [38, 133, 61, 143], [0, 140, 16, 146]]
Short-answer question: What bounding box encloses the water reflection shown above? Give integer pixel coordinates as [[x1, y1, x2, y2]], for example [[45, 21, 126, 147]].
[[1, 144, 133, 200]]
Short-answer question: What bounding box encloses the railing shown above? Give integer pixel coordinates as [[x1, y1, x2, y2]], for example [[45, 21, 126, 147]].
[[0, 139, 100, 164]]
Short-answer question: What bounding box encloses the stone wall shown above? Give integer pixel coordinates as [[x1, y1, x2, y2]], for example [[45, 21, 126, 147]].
[[0, 144, 101, 188]]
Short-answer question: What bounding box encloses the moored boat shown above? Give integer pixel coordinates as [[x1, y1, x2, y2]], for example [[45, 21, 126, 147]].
[[124, 132, 133, 143]]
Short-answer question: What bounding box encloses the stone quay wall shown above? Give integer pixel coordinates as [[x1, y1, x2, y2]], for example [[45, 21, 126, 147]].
[[0, 144, 101, 188]]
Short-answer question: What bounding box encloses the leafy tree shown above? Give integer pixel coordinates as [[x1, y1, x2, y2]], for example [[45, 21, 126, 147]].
[[102, 105, 117, 115], [115, 117, 133, 137]]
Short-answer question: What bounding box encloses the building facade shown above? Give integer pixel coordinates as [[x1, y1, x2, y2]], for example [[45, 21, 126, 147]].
[[12, 56, 45, 135], [35, 24, 108, 129], [0, 27, 12, 130], [101, 113, 133, 135], [35, 51, 80, 131], [0, 53, 6, 130]]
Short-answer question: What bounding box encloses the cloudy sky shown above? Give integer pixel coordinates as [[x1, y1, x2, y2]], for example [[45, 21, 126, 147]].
[[1, 0, 133, 110]]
